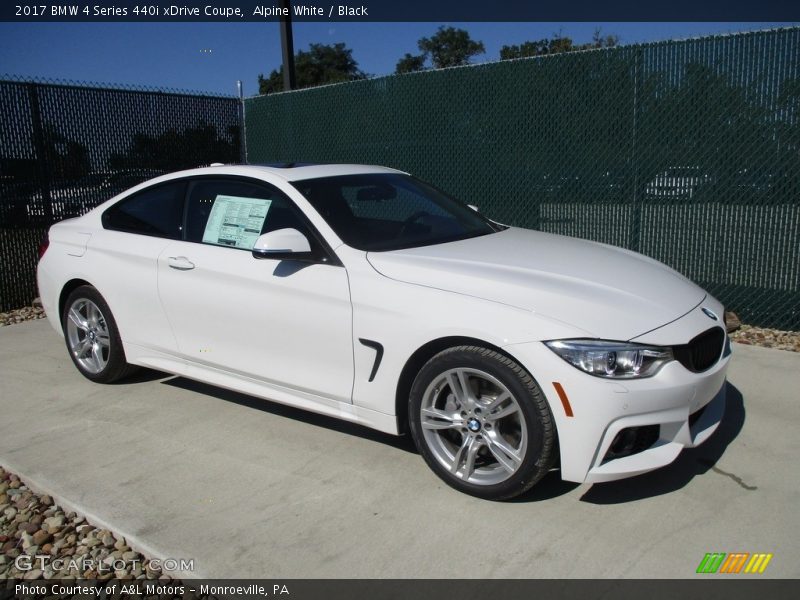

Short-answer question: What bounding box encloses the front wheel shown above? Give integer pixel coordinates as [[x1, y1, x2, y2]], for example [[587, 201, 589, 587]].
[[62, 285, 137, 383], [408, 346, 556, 500]]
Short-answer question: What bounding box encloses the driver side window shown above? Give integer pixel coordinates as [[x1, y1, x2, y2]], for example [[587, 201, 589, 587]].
[[184, 179, 316, 251]]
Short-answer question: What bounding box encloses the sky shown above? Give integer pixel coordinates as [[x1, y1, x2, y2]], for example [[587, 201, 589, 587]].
[[0, 21, 796, 96]]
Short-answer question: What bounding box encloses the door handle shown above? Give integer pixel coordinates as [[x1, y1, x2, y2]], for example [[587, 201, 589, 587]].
[[167, 256, 195, 271]]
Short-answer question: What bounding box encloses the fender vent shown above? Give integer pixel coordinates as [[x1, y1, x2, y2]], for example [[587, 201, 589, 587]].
[[673, 327, 725, 373]]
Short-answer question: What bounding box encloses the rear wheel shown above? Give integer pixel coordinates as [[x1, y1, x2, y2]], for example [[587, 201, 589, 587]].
[[62, 285, 137, 383], [409, 346, 556, 500]]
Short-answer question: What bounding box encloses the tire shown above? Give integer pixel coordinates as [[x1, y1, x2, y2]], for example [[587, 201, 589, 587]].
[[408, 345, 556, 500], [61, 285, 138, 383]]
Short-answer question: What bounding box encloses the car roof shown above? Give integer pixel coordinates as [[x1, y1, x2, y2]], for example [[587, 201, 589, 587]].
[[156, 163, 408, 183]]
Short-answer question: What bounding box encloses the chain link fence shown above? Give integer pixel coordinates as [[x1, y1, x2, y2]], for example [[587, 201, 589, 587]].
[[245, 27, 800, 330], [0, 76, 243, 311]]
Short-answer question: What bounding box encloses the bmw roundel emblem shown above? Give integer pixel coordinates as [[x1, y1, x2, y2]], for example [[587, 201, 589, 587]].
[[701, 307, 718, 321]]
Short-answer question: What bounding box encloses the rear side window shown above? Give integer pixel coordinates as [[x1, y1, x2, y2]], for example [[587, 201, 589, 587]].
[[102, 181, 186, 239]]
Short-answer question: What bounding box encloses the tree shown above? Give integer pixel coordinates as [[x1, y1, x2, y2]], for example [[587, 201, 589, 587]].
[[590, 28, 620, 50], [258, 42, 366, 95], [417, 26, 485, 70], [500, 40, 551, 60], [500, 29, 619, 60], [395, 53, 426, 75], [394, 26, 485, 74]]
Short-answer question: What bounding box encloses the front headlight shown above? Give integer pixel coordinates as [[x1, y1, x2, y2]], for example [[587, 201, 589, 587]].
[[544, 339, 673, 379]]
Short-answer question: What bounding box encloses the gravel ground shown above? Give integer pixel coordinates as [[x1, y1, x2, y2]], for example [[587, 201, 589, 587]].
[[0, 304, 46, 327], [729, 324, 800, 353], [0, 466, 174, 581], [3, 303, 797, 353]]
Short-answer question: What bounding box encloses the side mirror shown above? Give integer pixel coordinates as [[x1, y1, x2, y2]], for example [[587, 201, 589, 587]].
[[252, 228, 312, 260], [467, 204, 479, 212]]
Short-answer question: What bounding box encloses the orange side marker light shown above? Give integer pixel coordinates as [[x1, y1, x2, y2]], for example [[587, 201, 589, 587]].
[[552, 382, 574, 417]]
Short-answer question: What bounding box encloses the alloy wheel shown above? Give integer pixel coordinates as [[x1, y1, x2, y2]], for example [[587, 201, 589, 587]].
[[65, 298, 110, 374], [420, 368, 527, 485]]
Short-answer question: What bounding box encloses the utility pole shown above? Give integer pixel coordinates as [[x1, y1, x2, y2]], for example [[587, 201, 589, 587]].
[[279, 0, 296, 91]]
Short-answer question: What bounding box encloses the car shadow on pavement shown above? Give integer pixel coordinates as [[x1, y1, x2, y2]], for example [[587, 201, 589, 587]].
[[162, 376, 419, 454], [579, 382, 746, 504], [509, 470, 582, 503], [112, 367, 172, 384]]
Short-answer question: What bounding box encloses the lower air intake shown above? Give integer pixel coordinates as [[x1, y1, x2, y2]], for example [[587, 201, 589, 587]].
[[603, 425, 660, 463]]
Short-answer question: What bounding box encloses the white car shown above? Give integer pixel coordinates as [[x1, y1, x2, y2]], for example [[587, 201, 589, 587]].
[[37, 164, 730, 500], [645, 167, 715, 199]]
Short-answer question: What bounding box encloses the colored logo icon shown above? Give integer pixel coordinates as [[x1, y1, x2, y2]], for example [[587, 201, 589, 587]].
[[696, 552, 773, 574]]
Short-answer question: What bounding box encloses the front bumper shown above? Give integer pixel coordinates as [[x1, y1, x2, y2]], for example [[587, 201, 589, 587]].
[[582, 379, 725, 483], [505, 324, 731, 484]]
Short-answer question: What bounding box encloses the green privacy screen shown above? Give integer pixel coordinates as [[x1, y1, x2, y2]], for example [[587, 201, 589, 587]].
[[245, 27, 800, 330]]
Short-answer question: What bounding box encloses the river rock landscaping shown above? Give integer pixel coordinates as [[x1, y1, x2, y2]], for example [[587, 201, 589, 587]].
[[0, 466, 174, 581], [0, 303, 46, 327]]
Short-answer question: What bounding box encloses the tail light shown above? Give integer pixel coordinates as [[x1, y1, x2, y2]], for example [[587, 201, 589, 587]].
[[38, 232, 49, 260]]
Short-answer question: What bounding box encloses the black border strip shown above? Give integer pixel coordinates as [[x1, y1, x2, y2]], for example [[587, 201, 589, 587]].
[[2, 1, 800, 22], [2, 579, 799, 600]]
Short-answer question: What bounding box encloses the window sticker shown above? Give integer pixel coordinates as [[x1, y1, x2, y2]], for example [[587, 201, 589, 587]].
[[202, 195, 272, 249]]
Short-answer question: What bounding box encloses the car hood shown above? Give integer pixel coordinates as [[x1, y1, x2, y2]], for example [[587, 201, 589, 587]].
[[366, 228, 705, 340]]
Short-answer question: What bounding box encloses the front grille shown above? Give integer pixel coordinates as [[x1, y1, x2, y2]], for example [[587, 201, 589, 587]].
[[673, 327, 726, 373]]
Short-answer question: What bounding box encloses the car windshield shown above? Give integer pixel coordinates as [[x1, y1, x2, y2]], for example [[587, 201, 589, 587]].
[[291, 173, 499, 251]]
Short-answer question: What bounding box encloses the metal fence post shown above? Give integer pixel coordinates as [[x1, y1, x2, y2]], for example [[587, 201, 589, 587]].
[[27, 83, 53, 224], [629, 47, 642, 254], [237, 80, 247, 163]]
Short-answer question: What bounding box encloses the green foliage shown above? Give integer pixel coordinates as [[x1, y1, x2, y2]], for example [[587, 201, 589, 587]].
[[500, 30, 619, 60], [416, 26, 485, 70], [395, 53, 427, 75], [258, 42, 366, 95]]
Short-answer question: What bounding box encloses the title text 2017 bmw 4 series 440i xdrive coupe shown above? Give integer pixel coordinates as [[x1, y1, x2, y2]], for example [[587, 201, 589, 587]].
[[38, 164, 731, 499]]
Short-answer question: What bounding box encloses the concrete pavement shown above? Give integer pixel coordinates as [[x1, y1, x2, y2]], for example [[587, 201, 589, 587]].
[[1, 319, 798, 578]]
